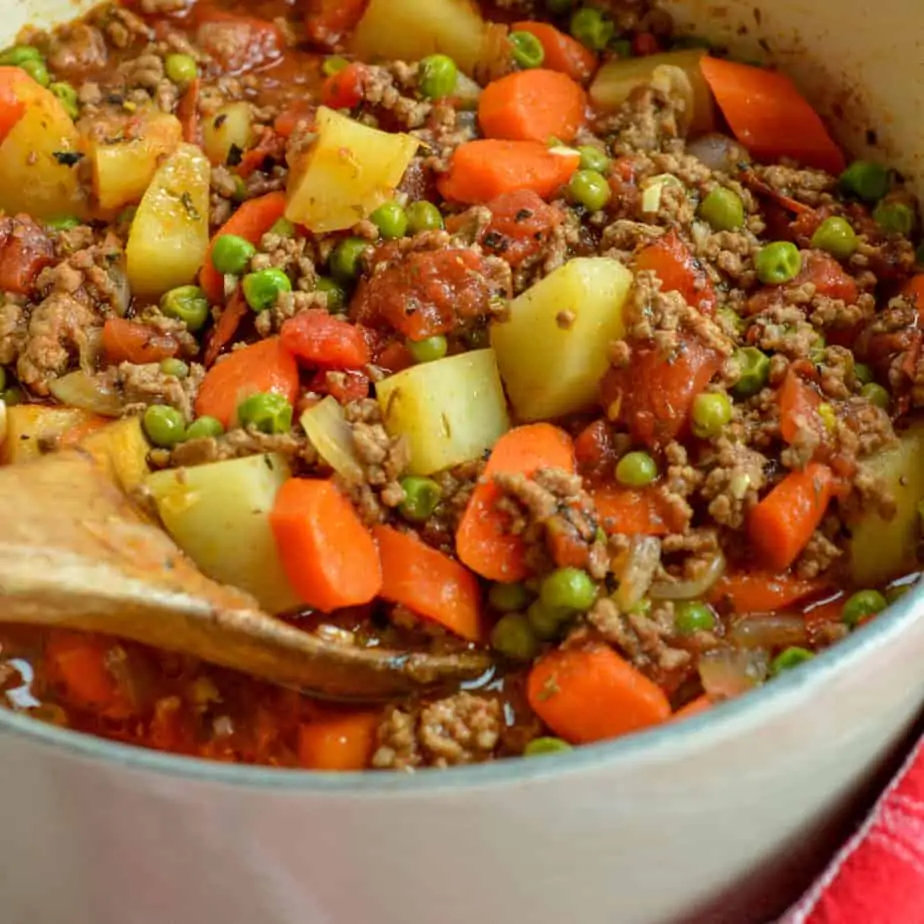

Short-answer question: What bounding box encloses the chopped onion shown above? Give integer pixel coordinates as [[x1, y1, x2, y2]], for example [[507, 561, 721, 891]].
[[614, 535, 661, 610], [640, 173, 684, 214], [686, 133, 750, 172], [698, 648, 769, 700], [650, 549, 726, 601], [48, 371, 124, 417], [108, 261, 131, 317], [651, 65, 694, 135], [729, 615, 809, 650], [475, 22, 512, 84], [300, 396, 364, 483]]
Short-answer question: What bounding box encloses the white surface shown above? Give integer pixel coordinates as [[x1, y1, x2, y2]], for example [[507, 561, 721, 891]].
[[3, 1, 924, 923]]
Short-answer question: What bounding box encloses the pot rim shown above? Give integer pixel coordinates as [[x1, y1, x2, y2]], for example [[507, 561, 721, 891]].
[[0, 584, 917, 792]]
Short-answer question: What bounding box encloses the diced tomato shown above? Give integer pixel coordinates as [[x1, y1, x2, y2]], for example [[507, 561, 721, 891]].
[[635, 231, 717, 316], [375, 339, 414, 373], [236, 127, 287, 179], [274, 100, 316, 138], [309, 369, 371, 404], [305, 0, 369, 47], [321, 62, 367, 109], [779, 367, 824, 446], [194, 8, 283, 75], [574, 419, 619, 484], [0, 214, 53, 295], [280, 309, 370, 369], [749, 250, 859, 313], [102, 318, 180, 365]]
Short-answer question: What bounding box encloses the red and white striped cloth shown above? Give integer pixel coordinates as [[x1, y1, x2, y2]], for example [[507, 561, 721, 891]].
[[781, 735, 924, 924]]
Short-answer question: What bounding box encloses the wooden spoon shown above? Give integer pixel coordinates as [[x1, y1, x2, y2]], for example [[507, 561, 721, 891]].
[[0, 450, 493, 701]]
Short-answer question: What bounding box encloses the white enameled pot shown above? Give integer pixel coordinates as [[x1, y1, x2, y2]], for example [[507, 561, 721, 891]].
[[3, 2, 924, 922]]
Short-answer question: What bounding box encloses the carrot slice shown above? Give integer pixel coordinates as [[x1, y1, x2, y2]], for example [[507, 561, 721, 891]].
[[438, 139, 580, 204], [456, 423, 575, 583], [748, 463, 834, 572], [779, 368, 823, 445], [0, 66, 30, 143], [203, 288, 248, 367], [102, 317, 180, 365], [708, 571, 829, 613], [527, 643, 671, 744], [200, 192, 288, 303], [195, 336, 299, 428], [270, 478, 382, 612], [297, 711, 379, 770], [699, 57, 845, 174], [511, 21, 598, 83], [478, 69, 586, 144], [374, 525, 484, 642], [280, 310, 370, 369], [591, 485, 679, 536], [671, 694, 713, 722], [634, 231, 717, 315]]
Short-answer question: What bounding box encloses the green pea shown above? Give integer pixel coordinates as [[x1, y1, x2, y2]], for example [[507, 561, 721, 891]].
[[418, 54, 458, 100], [842, 589, 887, 628], [755, 241, 802, 284], [546, 0, 575, 13], [610, 37, 633, 58], [491, 613, 540, 661], [569, 169, 611, 212], [698, 186, 745, 231], [570, 7, 614, 51], [853, 362, 874, 385], [539, 567, 597, 612], [861, 382, 890, 410], [322, 55, 350, 77], [577, 145, 610, 173], [838, 160, 890, 203], [488, 582, 532, 613], [315, 276, 347, 313], [45, 216, 80, 231], [185, 416, 225, 441], [0, 45, 43, 66], [810, 216, 858, 259], [615, 450, 658, 487], [370, 201, 408, 240], [237, 392, 293, 434], [143, 405, 186, 448], [329, 237, 369, 282], [770, 646, 814, 676], [873, 201, 915, 236], [269, 217, 296, 238], [405, 200, 444, 234], [2, 386, 23, 406], [20, 57, 49, 87], [49, 82, 79, 119], [242, 268, 292, 312], [527, 599, 572, 640], [406, 335, 448, 364], [211, 234, 256, 276], [732, 346, 770, 398], [161, 285, 210, 332], [691, 392, 733, 439], [164, 53, 198, 88], [398, 476, 442, 522], [674, 601, 715, 634], [524, 737, 573, 757], [159, 358, 189, 379], [509, 30, 545, 69]]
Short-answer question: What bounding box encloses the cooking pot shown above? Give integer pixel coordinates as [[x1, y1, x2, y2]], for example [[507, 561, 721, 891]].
[[3, 2, 923, 922]]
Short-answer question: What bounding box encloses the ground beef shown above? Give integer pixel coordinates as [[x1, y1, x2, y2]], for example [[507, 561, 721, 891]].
[[47, 22, 108, 72], [371, 692, 502, 770], [699, 437, 767, 528], [795, 528, 843, 580], [0, 303, 26, 366], [118, 361, 205, 421]]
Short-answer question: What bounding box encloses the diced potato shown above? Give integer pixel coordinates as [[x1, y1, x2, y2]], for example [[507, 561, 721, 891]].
[[145, 454, 302, 615], [285, 107, 418, 234], [89, 112, 183, 212], [351, 0, 489, 77], [202, 102, 255, 167], [849, 424, 924, 586], [79, 417, 151, 494], [1, 406, 98, 465], [126, 143, 211, 299], [491, 257, 633, 422], [589, 49, 716, 137], [0, 80, 88, 221], [376, 349, 509, 476]]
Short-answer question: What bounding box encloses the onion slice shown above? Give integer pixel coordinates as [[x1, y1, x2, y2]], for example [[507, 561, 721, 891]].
[[614, 535, 661, 611], [698, 648, 769, 700], [300, 396, 364, 484], [650, 549, 726, 601], [48, 371, 124, 417], [729, 615, 809, 650]]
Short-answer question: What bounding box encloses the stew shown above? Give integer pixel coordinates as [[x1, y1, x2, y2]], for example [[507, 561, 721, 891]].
[[0, 0, 921, 771]]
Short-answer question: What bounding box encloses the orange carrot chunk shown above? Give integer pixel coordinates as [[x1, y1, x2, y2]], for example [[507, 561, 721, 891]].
[[478, 69, 587, 144], [0, 67, 30, 142], [511, 21, 598, 83], [280, 309, 370, 369], [200, 192, 288, 303], [748, 463, 834, 572], [374, 525, 484, 643], [297, 711, 379, 770], [779, 368, 823, 446], [708, 571, 830, 613], [203, 288, 249, 367], [699, 57, 845, 175], [270, 478, 383, 612], [456, 423, 575, 583], [437, 140, 580, 204], [591, 485, 679, 537], [195, 336, 299, 428], [527, 643, 671, 744]]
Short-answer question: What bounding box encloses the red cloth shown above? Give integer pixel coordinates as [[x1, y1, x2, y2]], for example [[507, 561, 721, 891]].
[[782, 735, 924, 924]]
